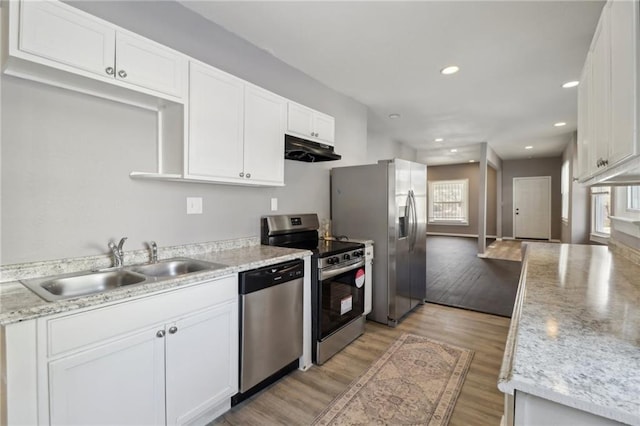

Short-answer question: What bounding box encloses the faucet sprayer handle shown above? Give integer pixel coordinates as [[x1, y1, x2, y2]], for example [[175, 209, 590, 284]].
[[149, 241, 158, 263]]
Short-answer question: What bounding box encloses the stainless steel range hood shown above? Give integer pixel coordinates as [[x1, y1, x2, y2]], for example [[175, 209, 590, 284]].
[[284, 134, 341, 162]]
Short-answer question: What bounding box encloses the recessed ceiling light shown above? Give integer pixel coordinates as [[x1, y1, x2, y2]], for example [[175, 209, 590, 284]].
[[441, 65, 460, 75], [388, 113, 401, 119], [525, 146, 533, 150], [468, 160, 475, 163], [562, 81, 579, 88], [450, 149, 458, 153], [554, 122, 567, 127], [435, 138, 444, 142]]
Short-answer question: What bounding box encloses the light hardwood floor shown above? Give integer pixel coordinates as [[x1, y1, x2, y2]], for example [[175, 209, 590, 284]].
[[214, 303, 510, 426]]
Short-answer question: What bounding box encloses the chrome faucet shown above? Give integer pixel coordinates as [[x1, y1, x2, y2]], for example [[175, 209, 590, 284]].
[[108, 237, 127, 268], [149, 241, 158, 263]]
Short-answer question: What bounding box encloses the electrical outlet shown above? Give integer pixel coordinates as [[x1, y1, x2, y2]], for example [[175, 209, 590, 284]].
[[270, 198, 278, 211], [187, 197, 203, 214]]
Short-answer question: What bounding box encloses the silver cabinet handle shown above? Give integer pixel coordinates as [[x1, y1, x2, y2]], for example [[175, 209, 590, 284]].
[[239, 172, 244, 177], [156, 330, 165, 338], [246, 173, 251, 178], [105, 67, 115, 75], [168, 326, 178, 334], [118, 69, 127, 78]]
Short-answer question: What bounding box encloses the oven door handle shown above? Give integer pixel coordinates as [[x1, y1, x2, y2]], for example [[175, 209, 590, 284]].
[[319, 259, 366, 281]]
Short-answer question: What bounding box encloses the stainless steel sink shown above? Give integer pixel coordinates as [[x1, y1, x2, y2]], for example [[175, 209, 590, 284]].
[[22, 269, 148, 302], [21, 257, 227, 302], [129, 258, 226, 278]]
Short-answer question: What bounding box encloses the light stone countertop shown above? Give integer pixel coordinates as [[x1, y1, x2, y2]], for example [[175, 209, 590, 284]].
[[0, 239, 311, 326], [498, 243, 640, 425]]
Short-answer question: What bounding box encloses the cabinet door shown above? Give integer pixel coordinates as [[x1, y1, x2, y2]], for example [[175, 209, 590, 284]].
[[577, 58, 592, 180], [48, 326, 165, 425], [18, 0, 116, 79], [165, 301, 239, 425], [590, 4, 611, 172], [313, 111, 336, 145], [608, 0, 638, 165], [287, 102, 315, 138], [243, 84, 286, 185], [187, 62, 245, 181], [116, 32, 186, 98]]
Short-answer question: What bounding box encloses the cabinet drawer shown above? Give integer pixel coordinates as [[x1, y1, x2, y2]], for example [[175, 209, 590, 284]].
[[46, 275, 236, 357]]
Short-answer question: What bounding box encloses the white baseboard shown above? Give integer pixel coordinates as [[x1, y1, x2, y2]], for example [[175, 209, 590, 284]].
[[427, 232, 498, 239]]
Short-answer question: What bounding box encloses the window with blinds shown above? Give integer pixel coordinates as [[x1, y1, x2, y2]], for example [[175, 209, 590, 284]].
[[591, 186, 610, 236], [628, 186, 640, 211], [428, 179, 469, 224]]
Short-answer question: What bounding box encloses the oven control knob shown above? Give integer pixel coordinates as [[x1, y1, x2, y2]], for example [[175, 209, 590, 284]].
[[353, 250, 363, 258], [343, 254, 351, 260], [328, 257, 339, 265]]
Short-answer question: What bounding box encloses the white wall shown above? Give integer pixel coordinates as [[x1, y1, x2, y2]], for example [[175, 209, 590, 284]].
[[1, 1, 372, 264]]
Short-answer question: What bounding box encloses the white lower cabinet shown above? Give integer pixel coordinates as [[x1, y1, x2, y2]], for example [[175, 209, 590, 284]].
[[1, 275, 239, 426], [49, 324, 166, 425]]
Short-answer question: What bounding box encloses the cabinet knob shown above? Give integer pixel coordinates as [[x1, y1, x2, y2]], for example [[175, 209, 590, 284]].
[[246, 173, 251, 178], [118, 69, 128, 78], [105, 67, 114, 76], [156, 330, 166, 338], [239, 172, 244, 177], [168, 326, 178, 334]]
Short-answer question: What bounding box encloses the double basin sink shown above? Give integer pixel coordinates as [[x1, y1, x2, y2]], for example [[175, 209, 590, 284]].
[[21, 258, 227, 302]]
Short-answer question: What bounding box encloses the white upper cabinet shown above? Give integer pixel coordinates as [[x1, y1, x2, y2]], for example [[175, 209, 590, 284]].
[[287, 102, 335, 145], [578, 0, 640, 183], [186, 61, 286, 186], [18, 0, 116, 78], [114, 32, 185, 98], [187, 62, 245, 181], [243, 84, 287, 185], [8, 0, 187, 102], [608, 0, 637, 165]]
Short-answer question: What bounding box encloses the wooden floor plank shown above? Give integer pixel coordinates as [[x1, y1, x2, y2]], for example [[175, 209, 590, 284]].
[[214, 303, 509, 426]]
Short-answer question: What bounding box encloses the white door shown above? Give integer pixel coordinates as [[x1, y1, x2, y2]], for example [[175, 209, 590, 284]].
[[115, 32, 186, 98], [243, 84, 286, 185], [18, 1, 116, 78], [48, 325, 165, 425], [165, 301, 239, 425], [513, 177, 551, 240], [187, 62, 245, 181]]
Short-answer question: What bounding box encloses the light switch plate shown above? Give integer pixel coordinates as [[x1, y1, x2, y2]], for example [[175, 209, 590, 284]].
[[270, 198, 278, 211], [187, 197, 203, 214]]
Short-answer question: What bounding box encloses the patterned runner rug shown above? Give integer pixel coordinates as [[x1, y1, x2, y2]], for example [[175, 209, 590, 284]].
[[312, 334, 474, 426]]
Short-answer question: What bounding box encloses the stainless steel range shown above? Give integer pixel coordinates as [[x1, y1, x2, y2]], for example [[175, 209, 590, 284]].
[[261, 214, 366, 364]]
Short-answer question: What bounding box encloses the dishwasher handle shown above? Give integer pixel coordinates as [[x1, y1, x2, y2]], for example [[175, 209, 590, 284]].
[[239, 259, 304, 295]]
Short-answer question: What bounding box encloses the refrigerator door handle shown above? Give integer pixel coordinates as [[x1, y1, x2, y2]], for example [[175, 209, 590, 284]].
[[408, 190, 417, 251], [404, 193, 412, 241]]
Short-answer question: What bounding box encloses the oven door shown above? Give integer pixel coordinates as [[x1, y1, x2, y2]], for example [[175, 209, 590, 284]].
[[318, 259, 366, 340]]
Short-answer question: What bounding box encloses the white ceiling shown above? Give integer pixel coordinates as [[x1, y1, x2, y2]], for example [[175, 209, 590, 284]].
[[179, 0, 604, 165]]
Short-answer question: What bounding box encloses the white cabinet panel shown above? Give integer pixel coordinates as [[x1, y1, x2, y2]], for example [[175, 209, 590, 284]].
[[577, 57, 592, 180], [49, 325, 165, 426], [243, 84, 286, 185], [187, 62, 245, 181], [187, 62, 286, 186], [9, 0, 186, 102], [116, 32, 186, 98], [287, 102, 336, 146], [609, 0, 638, 165], [165, 302, 238, 425], [18, 0, 115, 78], [314, 111, 336, 145], [591, 4, 611, 172]]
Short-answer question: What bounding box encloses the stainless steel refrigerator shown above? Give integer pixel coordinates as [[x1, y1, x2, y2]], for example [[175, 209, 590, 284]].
[[331, 159, 427, 327]]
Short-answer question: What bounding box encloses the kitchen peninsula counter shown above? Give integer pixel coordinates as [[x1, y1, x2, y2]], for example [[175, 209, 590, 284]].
[[498, 243, 640, 425], [0, 239, 311, 325]]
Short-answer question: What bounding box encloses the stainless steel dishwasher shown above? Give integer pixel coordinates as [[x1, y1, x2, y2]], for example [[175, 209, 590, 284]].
[[232, 259, 304, 405]]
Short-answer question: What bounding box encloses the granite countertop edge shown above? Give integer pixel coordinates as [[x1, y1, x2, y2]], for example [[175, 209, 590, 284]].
[[498, 243, 640, 426], [0, 243, 312, 326]]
